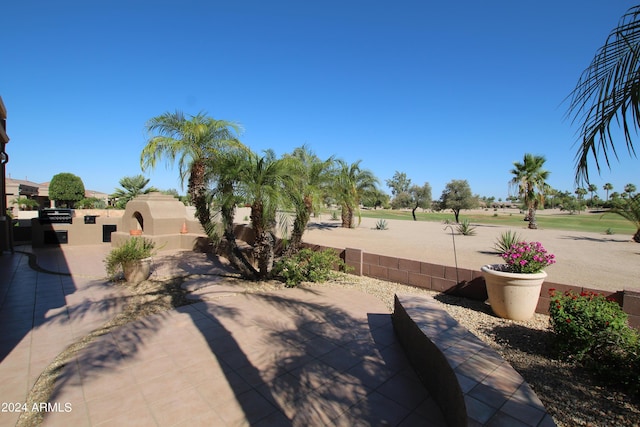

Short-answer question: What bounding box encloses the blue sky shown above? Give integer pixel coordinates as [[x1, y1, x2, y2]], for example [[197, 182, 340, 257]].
[[2, 1, 638, 201]]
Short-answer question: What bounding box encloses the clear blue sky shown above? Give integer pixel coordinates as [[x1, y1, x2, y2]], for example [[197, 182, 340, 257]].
[[2, 1, 638, 201]]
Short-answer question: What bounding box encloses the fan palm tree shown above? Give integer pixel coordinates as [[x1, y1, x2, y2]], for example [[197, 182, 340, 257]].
[[237, 150, 291, 278], [110, 175, 158, 208], [282, 146, 334, 255], [603, 182, 614, 201], [333, 160, 379, 228], [141, 111, 244, 228], [509, 154, 550, 229], [624, 183, 637, 196], [587, 183, 598, 205], [567, 5, 640, 183]]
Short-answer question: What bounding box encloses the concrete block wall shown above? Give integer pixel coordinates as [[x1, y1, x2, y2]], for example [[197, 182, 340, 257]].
[[298, 241, 640, 330]]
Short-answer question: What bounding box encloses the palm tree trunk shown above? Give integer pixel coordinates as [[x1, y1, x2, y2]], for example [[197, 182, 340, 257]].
[[528, 206, 538, 229], [286, 196, 313, 256], [189, 160, 210, 227], [633, 228, 640, 243], [250, 201, 275, 278], [255, 231, 275, 277], [340, 205, 355, 228], [219, 192, 258, 280]]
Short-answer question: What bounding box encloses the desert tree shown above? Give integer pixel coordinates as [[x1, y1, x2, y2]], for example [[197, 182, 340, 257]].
[[386, 171, 411, 197], [440, 179, 477, 223], [408, 183, 432, 221], [509, 154, 550, 229]]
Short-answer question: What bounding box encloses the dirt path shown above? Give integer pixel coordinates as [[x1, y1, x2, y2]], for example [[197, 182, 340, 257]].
[[301, 213, 640, 292]]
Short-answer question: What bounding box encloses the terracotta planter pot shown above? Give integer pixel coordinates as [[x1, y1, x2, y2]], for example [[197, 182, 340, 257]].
[[481, 264, 547, 321], [123, 258, 152, 284]]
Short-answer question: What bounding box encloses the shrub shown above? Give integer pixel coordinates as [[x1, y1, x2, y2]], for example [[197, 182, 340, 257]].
[[274, 248, 346, 287], [549, 290, 640, 392], [330, 211, 339, 221], [493, 230, 522, 254], [104, 237, 156, 279], [374, 219, 388, 230], [456, 219, 476, 236]]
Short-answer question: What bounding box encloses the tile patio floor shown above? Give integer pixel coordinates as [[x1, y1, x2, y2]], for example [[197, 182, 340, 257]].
[[0, 245, 448, 426]]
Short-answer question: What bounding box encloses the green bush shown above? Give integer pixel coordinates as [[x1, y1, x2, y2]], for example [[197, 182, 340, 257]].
[[549, 290, 640, 392], [274, 248, 346, 287], [104, 237, 156, 279]]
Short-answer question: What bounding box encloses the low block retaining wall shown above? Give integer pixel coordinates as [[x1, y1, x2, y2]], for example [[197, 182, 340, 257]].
[[300, 242, 640, 329]]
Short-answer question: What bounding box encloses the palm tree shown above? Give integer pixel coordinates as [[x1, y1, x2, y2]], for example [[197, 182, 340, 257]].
[[624, 183, 637, 196], [333, 160, 378, 228], [608, 194, 640, 242], [282, 146, 334, 255], [587, 183, 598, 206], [209, 149, 259, 279], [110, 175, 158, 209], [566, 5, 640, 183], [603, 183, 614, 201], [237, 150, 291, 278], [141, 111, 244, 228], [575, 187, 588, 200], [509, 154, 550, 229]]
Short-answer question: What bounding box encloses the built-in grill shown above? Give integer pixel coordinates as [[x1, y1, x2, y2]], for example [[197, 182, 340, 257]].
[[39, 208, 74, 224]]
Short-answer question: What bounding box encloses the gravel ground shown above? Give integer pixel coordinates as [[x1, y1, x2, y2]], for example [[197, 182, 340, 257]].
[[302, 273, 640, 427]]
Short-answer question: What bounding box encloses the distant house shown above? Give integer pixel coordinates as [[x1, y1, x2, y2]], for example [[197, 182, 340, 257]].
[[6, 177, 110, 215]]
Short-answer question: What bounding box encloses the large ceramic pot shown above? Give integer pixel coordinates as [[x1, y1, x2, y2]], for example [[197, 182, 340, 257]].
[[481, 264, 547, 321], [123, 258, 152, 284]]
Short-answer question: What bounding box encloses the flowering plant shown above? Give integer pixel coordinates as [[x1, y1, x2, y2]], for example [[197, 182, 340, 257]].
[[501, 241, 555, 273]]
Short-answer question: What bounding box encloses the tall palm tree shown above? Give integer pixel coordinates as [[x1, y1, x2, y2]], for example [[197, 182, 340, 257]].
[[282, 146, 334, 255], [567, 5, 640, 183], [509, 154, 550, 229], [237, 150, 291, 278], [110, 175, 158, 209], [587, 183, 598, 205], [141, 111, 243, 228], [333, 160, 378, 228], [603, 182, 614, 201]]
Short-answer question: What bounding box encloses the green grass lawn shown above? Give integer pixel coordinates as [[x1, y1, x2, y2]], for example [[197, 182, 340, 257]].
[[354, 208, 636, 235]]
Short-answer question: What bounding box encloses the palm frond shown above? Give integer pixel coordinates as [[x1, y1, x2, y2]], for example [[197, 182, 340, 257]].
[[567, 5, 640, 183]]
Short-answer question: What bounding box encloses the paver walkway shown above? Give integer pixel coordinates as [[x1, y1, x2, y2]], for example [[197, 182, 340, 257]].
[[0, 245, 447, 426]]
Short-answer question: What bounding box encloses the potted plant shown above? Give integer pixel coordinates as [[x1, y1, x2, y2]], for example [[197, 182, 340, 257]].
[[481, 241, 555, 320], [104, 237, 156, 284]]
